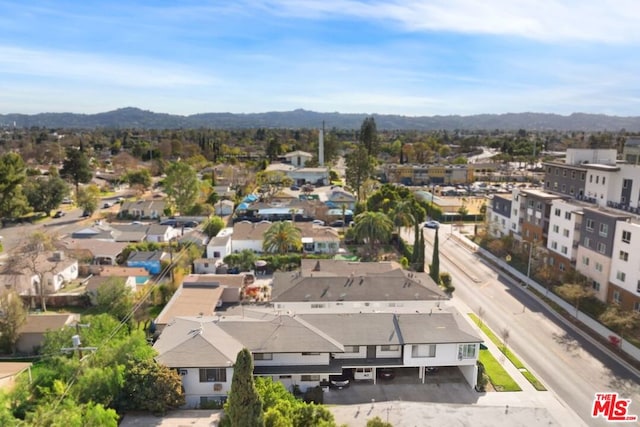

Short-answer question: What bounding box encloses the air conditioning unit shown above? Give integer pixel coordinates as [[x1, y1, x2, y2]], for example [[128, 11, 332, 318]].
[[179, 369, 188, 376], [213, 383, 223, 391]]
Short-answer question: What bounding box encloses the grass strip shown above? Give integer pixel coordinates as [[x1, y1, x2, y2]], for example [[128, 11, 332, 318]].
[[478, 349, 521, 392], [469, 313, 546, 391]]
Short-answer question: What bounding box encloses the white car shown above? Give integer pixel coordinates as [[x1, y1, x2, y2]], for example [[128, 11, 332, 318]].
[[424, 220, 440, 229]]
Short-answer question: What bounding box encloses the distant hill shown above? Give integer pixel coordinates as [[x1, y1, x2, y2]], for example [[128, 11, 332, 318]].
[[1, 107, 640, 131]]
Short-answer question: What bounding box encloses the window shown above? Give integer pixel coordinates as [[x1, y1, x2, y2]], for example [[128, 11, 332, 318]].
[[622, 230, 631, 243], [581, 172, 585, 180], [536, 202, 543, 210], [548, 257, 555, 266], [637, 280, 640, 294], [344, 345, 359, 353], [213, 251, 220, 258], [565, 212, 571, 220], [592, 281, 600, 291], [597, 242, 606, 254], [596, 176, 599, 184], [595, 262, 603, 272], [301, 375, 320, 381], [570, 187, 575, 195], [302, 352, 320, 356], [528, 200, 534, 208], [613, 290, 621, 304], [559, 263, 565, 271], [583, 237, 591, 248], [554, 208, 561, 217], [412, 344, 436, 357], [551, 241, 558, 250], [199, 368, 227, 383], [571, 171, 576, 179], [616, 271, 626, 282], [310, 303, 325, 309], [563, 169, 567, 177], [603, 177, 606, 185], [561, 246, 568, 255], [586, 219, 594, 232], [253, 353, 273, 360], [561, 184, 566, 192], [620, 251, 629, 261], [563, 229, 570, 237], [589, 175, 593, 183], [599, 223, 608, 237], [582, 256, 589, 266], [634, 302, 640, 313], [380, 345, 400, 351], [552, 225, 559, 233], [458, 344, 476, 359]]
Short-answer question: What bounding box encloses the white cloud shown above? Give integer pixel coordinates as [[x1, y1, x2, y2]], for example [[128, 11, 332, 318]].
[[257, 0, 640, 43]]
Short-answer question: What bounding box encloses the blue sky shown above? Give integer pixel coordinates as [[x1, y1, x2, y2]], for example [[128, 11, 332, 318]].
[[1, 0, 639, 116]]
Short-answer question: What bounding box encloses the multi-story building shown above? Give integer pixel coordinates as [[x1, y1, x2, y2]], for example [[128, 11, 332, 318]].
[[383, 164, 474, 186], [608, 218, 640, 311], [486, 193, 514, 238], [575, 207, 629, 302], [517, 189, 563, 246], [623, 138, 640, 165], [546, 200, 583, 274]]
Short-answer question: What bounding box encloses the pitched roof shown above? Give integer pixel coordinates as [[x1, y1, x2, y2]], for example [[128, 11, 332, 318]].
[[299, 259, 401, 276], [154, 317, 243, 368], [127, 250, 167, 262], [155, 284, 224, 326], [295, 223, 340, 241], [232, 221, 272, 240], [18, 313, 76, 334], [61, 239, 127, 257], [283, 150, 313, 158], [271, 268, 445, 303]]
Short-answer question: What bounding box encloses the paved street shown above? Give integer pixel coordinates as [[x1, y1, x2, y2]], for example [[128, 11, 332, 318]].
[[402, 224, 640, 427]]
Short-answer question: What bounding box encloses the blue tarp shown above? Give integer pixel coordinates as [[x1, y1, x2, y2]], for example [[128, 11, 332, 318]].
[[237, 202, 249, 210], [243, 194, 258, 202]]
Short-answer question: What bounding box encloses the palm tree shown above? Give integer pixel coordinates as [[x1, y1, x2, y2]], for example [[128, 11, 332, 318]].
[[263, 221, 302, 254], [353, 211, 393, 258], [391, 200, 415, 236]]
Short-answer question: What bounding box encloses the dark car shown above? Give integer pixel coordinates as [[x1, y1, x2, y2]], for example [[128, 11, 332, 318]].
[[181, 220, 199, 228], [81, 210, 91, 217], [290, 185, 300, 191], [329, 374, 350, 389], [425, 367, 439, 374], [53, 210, 65, 218], [377, 368, 395, 380], [330, 220, 345, 227]]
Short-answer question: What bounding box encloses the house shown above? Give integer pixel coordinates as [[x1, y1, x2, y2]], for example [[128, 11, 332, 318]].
[[288, 167, 330, 187], [85, 275, 136, 304], [0, 251, 78, 296], [214, 200, 234, 216], [206, 229, 232, 260], [231, 221, 272, 253], [154, 309, 481, 408], [0, 362, 32, 391], [154, 274, 247, 332], [193, 259, 219, 274], [296, 223, 341, 254], [92, 265, 149, 287], [283, 150, 313, 167], [16, 313, 78, 354], [119, 199, 167, 219], [145, 224, 178, 243], [61, 239, 127, 265], [178, 229, 210, 247], [326, 189, 357, 211], [271, 260, 447, 314], [126, 250, 168, 275]]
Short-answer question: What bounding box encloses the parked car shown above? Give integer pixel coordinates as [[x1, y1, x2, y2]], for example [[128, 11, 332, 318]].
[[160, 219, 178, 227], [181, 220, 199, 228], [103, 202, 113, 208], [312, 219, 325, 226], [81, 210, 91, 217], [424, 220, 440, 229], [425, 367, 439, 374], [290, 185, 300, 191], [61, 197, 73, 204], [53, 210, 65, 218], [377, 368, 395, 380], [329, 374, 350, 389], [330, 220, 345, 227]]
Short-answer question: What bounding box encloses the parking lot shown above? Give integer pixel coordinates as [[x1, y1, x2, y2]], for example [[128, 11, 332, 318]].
[[324, 366, 476, 406]]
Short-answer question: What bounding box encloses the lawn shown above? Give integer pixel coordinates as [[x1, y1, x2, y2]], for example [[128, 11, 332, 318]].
[[478, 349, 521, 392], [469, 313, 546, 391]]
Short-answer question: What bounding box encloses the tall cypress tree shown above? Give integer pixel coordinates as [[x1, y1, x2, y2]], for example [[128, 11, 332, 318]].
[[417, 231, 425, 273], [226, 348, 263, 427], [412, 222, 420, 267], [430, 228, 440, 284]]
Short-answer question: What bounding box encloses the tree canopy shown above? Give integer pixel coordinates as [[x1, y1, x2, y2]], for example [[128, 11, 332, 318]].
[[225, 348, 263, 427], [163, 162, 199, 214], [263, 221, 302, 254]]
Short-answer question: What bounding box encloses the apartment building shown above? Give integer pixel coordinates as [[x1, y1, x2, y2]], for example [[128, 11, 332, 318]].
[[383, 164, 474, 186], [518, 189, 563, 246], [546, 200, 583, 274], [608, 218, 640, 311]]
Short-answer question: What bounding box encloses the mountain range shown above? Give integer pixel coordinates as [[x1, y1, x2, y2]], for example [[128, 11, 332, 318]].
[[1, 107, 640, 131]]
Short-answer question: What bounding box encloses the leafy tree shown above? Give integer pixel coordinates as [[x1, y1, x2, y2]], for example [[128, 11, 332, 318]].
[[391, 200, 415, 236], [266, 136, 283, 161], [345, 146, 375, 201], [599, 305, 640, 341], [224, 249, 258, 272], [256, 170, 293, 201], [125, 169, 152, 192], [225, 348, 264, 427], [0, 152, 30, 219], [60, 147, 93, 195], [430, 228, 440, 284], [353, 211, 393, 259], [117, 357, 185, 415], [163, 162, 199, 214], [367, 416, 393, 427], [76, 184, 101, 215], [359, 116, 379, 157], [23, 175, 69, 215], [204, 215, 226, 237], [263, 222, 302, 254], [95, 277, 134, 324], [366, 184, 425, 223], [25, 395, 119, 427], [0, 291, 27, 354], [555, 283, 595, 316]]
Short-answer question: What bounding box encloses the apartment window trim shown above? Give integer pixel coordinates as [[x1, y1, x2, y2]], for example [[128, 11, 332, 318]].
[[622, 230, 631, 244], [199, 368, 227, 383]]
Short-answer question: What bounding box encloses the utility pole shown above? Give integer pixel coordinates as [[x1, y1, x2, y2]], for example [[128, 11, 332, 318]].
[[61, 323, 96, 359]]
